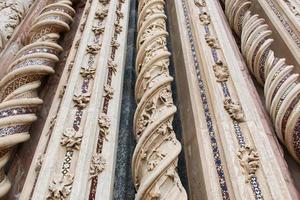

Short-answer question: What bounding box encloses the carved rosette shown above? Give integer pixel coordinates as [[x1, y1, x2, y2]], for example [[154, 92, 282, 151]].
[[132, 0, 187, 199], [224, 0, 300, 163], [0, 0, 75, 197]]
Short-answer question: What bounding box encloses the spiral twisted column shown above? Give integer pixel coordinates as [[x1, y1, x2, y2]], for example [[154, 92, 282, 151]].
[[132, 0, 187, 199], [223, 0, 300, 164], [0, 0, 75, 197]]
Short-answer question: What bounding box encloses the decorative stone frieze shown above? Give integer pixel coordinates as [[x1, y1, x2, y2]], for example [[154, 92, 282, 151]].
[[132, 0, 187, 199], [169, 0, 298, 198], [0, 0, 75, 197], [20, 0, 131, 199]]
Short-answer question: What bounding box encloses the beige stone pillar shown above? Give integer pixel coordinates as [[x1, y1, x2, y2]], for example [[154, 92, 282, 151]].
[[167, 0, 299, 199], [0, 0, 75, 197], [132, 0, 187, 199], [19, 0, 130, 199]]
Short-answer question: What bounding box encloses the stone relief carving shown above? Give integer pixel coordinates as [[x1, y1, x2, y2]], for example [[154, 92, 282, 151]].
[[92, 24, 105, 35], [86, 43, 101, 54], [98, 113, 111, 140], [90, 153, 106, 179], [47, 173, 74, 200], [103, 84, 114, 99], [194, 0, 206, 7], [237, 146, 260, 182], [205, 34, 220, 49], [108, 59, 118, 74], [0, 0, 34, 52], [61, 128, 83, 150], [95, 8, 108, 20], [0, 0, 75, 196], [199, 12, 211, 25], [73, 93, 91, 108], [224, 97, 245, 122], [213, 60, 229, 82], [132, 0, 187, 199], [224, 0, 300, 163], [80, 66, 96, 79]]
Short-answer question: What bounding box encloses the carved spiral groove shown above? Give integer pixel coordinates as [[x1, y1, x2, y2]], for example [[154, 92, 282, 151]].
[[0, 0, 75, 197], [132, 0, 187, 199], [224, 0, 300, 164]]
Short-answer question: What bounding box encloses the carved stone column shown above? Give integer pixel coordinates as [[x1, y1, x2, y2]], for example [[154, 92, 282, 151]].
[[0, 0, 75, 197], [132, 0, 187, 199], [0, 0, 35, 52], [19, 0, 130, 199], [223, 0, 300, 165], [166, 0, 298, 199]]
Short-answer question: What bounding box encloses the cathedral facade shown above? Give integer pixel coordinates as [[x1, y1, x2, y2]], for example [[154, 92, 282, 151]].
[[0, 0, 299, 199]]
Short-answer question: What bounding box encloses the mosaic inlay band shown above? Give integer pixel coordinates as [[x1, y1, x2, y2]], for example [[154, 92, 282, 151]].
[[0, 0, 76, 197], [223, 0, 300, 165], [181, 0, 230, 199], [195, 2, 264, 199]]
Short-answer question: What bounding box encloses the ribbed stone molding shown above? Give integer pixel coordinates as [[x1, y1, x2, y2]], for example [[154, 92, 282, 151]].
[[0, 0, 35, 52], [19, 0, 130, 199], [223, 0, 300, 164], [0, 0, 75, 197], [132, 0, 187, 199]]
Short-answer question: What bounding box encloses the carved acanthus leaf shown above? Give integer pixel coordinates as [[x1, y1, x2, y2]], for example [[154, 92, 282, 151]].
[[95, 8, 108, 20], [47, 173, 74, 200], [199, 12, 211, 25], [92, 25, 105, 35], [111, 39, 120, 49], [237, 146, 260, 182], [61, 128, 83, 150], [80, 67, 96, 79], [108, 59, 118, 74], [205, 34, 220, 49], [90, 153, 106, 179], [223, 98, 245, 122], [147, 150, 166, 171], [73, 93, 91, 108], [103, 85, 114, 99], [98, 113, 111, 140], [86, 43, 101, 54], [194, 0, 206, 7], [213, 60, 229, 82]]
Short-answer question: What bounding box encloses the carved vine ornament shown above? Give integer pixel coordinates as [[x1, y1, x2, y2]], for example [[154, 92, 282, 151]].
[[0, 0, 75, 197], [223, 0, 300, 164], [132, 0, 187, 199], [0, 0, 34, 52]]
